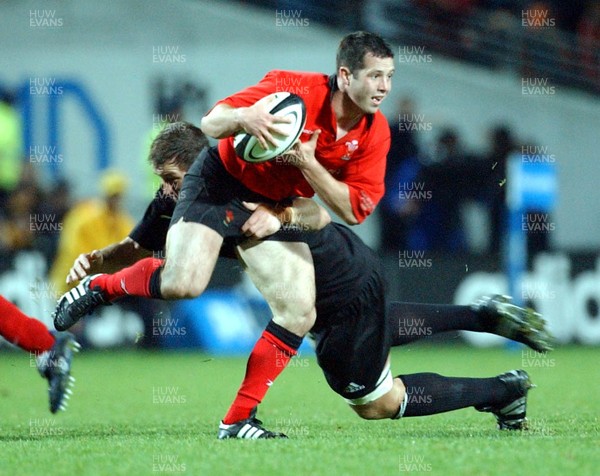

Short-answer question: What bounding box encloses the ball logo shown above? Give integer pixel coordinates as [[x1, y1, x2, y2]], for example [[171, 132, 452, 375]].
[[234, 92, 307, 163]]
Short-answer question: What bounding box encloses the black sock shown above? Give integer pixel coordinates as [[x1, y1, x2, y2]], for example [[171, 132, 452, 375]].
[[389, 302, 485, 346], [149, 267, 163, 299], [397, 373, 511, 417], [265, 320, 303, 349]]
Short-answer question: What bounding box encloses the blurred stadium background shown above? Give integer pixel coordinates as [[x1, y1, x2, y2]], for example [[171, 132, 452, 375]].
[[1, 0, 599, 351]]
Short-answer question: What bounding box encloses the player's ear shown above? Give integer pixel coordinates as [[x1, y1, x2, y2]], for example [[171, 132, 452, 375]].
[[338, 67, 352, 88]]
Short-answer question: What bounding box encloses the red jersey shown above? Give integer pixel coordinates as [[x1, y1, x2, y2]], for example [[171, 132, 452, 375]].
[[214, 70, 390, 223]]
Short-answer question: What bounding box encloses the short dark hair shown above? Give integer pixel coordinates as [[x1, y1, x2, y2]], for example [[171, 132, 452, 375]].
[[149, 122, 208, 170], [336, 31, 394, 73]]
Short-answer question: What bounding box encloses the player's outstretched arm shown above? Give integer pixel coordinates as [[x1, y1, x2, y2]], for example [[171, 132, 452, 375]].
[[200, 95, 291, 149], [65, 237, 151, 284]]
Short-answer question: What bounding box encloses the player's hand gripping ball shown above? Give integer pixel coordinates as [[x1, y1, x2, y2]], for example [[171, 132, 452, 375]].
[[234, 92, 307, 163]]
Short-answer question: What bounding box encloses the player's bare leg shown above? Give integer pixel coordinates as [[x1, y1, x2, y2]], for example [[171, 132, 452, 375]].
[[218, 240, 316, 439], [237, 240, 316, 335]]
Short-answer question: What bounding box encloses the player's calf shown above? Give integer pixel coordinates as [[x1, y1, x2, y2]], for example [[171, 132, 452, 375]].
[[393, 370, 533, 430]]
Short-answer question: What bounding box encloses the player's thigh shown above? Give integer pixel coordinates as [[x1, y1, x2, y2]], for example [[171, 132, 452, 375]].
[[162, 218, 223, 297], [237, 240, 316, 331]]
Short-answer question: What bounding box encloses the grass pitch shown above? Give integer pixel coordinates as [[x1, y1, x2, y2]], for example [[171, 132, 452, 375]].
[[1, 345, 599, 476]]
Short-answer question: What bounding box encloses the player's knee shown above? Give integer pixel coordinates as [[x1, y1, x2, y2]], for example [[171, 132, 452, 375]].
[[272, 305, 316, 336], [351, 401, 390, 420], [160, 267, 207, 299], [161, 282, 204, 300], [350, 389, 403, 420]]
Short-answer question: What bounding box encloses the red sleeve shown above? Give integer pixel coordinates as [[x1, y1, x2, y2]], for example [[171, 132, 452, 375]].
[[342, 119, 390, 223], [214, 71, 281, 109]]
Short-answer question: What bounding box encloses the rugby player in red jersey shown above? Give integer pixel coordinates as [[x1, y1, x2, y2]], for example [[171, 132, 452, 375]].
[[53, 32, 395, 431]]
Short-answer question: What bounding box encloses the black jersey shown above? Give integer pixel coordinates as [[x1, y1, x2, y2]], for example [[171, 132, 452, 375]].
[[129, 189, 174, 252], [128, 193, 381, 314]]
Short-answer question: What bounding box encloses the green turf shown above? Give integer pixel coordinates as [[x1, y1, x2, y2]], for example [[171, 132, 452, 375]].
[[1, 345, 599, 476]]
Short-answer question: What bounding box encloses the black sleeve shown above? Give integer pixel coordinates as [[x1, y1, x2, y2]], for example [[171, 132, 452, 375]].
[[129, 190, 175, 252]]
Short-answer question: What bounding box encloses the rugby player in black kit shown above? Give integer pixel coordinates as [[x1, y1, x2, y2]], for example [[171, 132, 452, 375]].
[[57, 123, 553, 438]]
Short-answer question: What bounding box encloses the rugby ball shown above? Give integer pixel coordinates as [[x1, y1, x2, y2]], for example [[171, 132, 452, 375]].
[[233, 92, 306, 163]]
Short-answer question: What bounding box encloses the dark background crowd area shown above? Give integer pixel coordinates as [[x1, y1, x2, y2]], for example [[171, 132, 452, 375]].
[[379, 97, 550, 259], [243, 0, 600, 94], [0, 162, 70, 272]]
